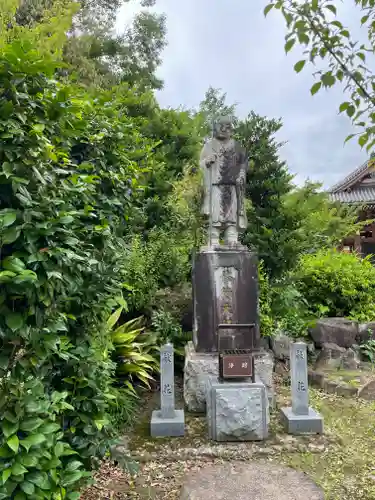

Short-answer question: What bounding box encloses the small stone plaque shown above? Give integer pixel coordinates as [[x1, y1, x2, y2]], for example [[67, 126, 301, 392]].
[[221, 354, 253, 378]]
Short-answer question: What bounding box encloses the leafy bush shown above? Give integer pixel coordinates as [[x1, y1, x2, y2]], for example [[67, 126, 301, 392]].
[[0, 13, 161, 496], [294, 249, 375, 322]]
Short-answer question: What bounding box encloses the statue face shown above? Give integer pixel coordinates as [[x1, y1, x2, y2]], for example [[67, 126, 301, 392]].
[[214, 117, 233, 140]]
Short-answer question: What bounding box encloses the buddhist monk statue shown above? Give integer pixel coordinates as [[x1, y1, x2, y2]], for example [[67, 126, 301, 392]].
[[199, 115, 248, 247]]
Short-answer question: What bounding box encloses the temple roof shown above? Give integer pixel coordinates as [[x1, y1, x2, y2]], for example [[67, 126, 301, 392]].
[[328, 157, 375, 205]]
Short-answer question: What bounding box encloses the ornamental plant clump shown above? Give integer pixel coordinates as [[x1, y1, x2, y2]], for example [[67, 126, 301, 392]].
[[0, 13, 159, 499]]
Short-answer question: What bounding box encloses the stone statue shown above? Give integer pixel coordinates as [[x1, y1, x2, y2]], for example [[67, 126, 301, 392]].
[[199, 116, 248, 246]]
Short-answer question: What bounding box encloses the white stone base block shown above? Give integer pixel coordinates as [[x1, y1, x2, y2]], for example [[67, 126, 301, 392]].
[[280, 407, 324, 435], [206, 378, 268, 441], [150, 409, 185, 437], [183, 341, 274, 412]]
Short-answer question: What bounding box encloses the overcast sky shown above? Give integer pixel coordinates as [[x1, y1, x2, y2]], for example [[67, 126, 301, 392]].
[[116, 0, 369, 188]]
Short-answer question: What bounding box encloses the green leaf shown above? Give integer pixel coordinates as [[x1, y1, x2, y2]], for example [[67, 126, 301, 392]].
[[4, 411, 18, 424], [39, 422, 60, 434], [2, 420, 18, 438], [26, 471, 48, 488], [0, 210, 17, 228], [359, 134, 369, 147], [264, 3, 275, 16], [107, 306, 123, 330], [20, 434, 46, 452], [326, 4, 337, 14], [0, 445, 13, 458], [20, 482, 35, 495], [14, 493, 26, 500], [285, 38, 296, 53], [7, 435, 19, 453], [6, 313, 24, 332], [344, 133, 356, 144], [62, 470, 83, 487], [59, 215, 74, 224], [311, 0, 318, 11], [11, 463, 28, 475], [19, 418, 43, 433], [361, 15, 369, 24], [20, 454, 39, 467], [310, 82, 322, 95], [54, 442, 64, 457], [1, 227, 20, 244], [339, 102, 350, 113], [346, 105, 356, 118], [2, 256, 25, 272], [2, 162, 13, 178], [321, 73, 335, 87], [294, 60, 306, 73], [2, 469, 11, 484], [66, 460, 83, 472]]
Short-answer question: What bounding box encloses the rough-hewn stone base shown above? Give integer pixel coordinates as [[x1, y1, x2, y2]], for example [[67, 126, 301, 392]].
[[150, 409, 185, 437], [206, 378, 268, 441], [183, 341, 274, 412], [280, 407, 323, 435]]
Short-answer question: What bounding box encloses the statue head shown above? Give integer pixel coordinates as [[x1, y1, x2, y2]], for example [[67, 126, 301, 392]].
[[213, 115, 233, 140]]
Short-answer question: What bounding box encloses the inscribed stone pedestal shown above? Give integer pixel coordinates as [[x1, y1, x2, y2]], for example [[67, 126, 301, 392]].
[[192, 248, 259, 353], [206, 377, 268, 441], [280, 342, 323, 435], [151, 343, 184, 437]]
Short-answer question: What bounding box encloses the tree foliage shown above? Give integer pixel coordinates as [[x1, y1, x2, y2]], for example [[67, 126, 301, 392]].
[[264, 0, 375, 151], [12, 0, 167, 89]]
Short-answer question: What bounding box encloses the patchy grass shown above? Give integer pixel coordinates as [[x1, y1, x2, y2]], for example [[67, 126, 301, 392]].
[[81, 379, 375, 500], [279, 386, 375, 500]]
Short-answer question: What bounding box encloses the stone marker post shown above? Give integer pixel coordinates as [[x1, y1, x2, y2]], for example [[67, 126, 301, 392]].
[[291, 342, 309, 415], [160, 343, 175, 418], [280, 341, 323, 435], [151, 343, 185, 437]]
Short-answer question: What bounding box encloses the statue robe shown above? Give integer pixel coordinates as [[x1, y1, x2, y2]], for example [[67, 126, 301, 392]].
[[199, 137, 248, 231]]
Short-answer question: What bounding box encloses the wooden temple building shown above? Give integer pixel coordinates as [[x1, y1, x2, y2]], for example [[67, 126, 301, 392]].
[[328, 155, 375, 258]]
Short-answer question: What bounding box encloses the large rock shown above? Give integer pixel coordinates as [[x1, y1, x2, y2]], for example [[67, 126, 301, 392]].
[[357, 322, 375, 344], [315, 343, 346, 370], [310, 318, 358, 348], [271, 332, 291, 360], [358, 380, 375, 401], [342, 347, 360, 370], [183, 341, 274, 412], [180, 462, 324, 500]]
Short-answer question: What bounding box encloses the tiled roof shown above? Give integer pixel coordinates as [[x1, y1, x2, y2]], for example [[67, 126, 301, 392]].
[[329, 187, 375, 204], [329, 159, 370, 193]]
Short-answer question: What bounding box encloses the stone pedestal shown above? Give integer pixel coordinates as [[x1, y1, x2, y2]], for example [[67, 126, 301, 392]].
[[206, 377, 268, 441], [280, 407, 323, 435], [184, 341, 274, 412], [193, 246, 259, 352], [150, 409, 185, 437]]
